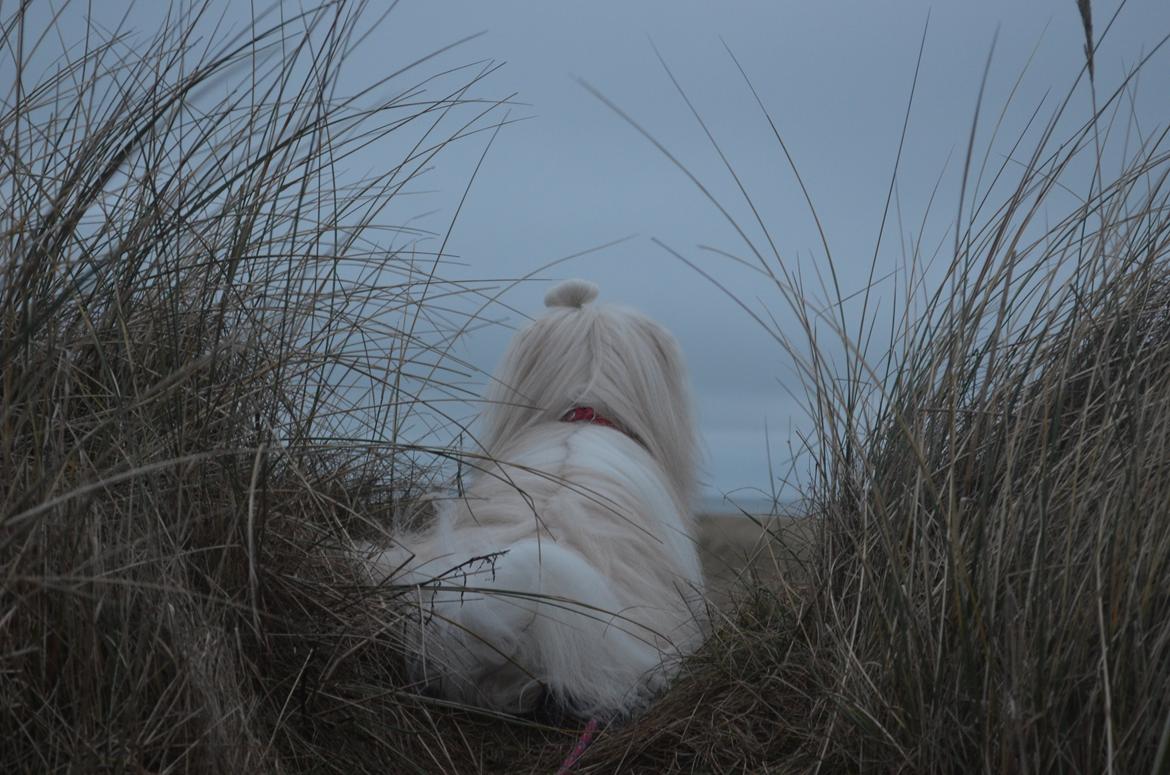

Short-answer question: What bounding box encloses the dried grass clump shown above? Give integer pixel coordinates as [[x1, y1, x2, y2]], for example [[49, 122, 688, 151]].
[[0, 3, 511, 771], [801, 237, 1170, 773], [793, 87, 1170, 775], [701, 21, 1170, 775]]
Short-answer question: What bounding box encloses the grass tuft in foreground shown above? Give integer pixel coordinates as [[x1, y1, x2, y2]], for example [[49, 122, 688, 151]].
[[0, 3, 515, 771]]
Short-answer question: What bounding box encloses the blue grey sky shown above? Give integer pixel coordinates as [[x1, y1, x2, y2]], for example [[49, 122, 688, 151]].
[[12, 1, 1170, 506]]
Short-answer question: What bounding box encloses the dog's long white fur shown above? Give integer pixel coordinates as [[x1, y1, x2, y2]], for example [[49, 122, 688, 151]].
[[361, 279, 704, 717]]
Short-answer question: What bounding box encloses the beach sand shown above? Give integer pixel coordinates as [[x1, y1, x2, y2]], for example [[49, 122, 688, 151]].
[[696, 514, 813, 607]]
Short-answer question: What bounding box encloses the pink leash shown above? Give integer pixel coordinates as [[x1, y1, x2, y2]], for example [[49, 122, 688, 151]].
[[555, 718, 600, 774]]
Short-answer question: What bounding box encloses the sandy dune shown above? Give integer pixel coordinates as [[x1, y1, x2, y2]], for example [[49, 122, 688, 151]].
[[696, 514, 813, 607]]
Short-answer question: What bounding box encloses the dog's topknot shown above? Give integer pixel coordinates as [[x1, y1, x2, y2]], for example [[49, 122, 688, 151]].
[[544, 279, 599, 309]]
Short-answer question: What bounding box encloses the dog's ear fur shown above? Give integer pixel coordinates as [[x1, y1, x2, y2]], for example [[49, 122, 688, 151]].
[[481, 281, 698, 503]]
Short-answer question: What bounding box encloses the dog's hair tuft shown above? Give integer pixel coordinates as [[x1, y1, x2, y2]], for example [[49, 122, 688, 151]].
[[544, 278, 599, 309]]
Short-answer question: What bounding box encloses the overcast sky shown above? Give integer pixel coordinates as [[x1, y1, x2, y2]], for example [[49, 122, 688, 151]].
[[366, 0, 1170, 504], [13, 1, 1170, 506]]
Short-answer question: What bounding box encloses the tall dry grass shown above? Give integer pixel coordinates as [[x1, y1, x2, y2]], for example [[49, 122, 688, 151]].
[[788, 23, 1170, 775], [0, 3, 524, 771]]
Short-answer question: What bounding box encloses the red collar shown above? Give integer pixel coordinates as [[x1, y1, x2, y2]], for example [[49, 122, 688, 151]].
[[559, 406, 641, 445]]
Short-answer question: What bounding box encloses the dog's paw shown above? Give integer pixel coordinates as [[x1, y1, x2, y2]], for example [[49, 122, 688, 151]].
[[544, 278, 599, 308]]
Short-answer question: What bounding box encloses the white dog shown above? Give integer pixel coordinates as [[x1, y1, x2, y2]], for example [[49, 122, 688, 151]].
[[363, 279, 704, 718]]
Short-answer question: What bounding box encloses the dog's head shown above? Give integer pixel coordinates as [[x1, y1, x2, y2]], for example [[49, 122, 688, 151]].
[[481, 279, 697, 500]]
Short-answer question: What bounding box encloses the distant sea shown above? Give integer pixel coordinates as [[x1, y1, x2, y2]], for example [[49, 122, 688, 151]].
[[698, 493, 800, 518]]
